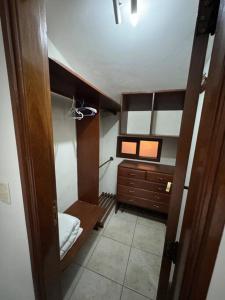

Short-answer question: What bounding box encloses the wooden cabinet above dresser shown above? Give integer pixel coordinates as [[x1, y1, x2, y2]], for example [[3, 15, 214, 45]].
[[116, 160, 175, 215]]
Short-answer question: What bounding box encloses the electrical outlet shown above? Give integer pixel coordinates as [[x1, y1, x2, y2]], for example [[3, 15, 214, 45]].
[[0, 183, 11, 204]]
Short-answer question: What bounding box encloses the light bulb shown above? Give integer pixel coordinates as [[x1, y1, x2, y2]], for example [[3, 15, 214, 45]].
[[130, 12, 139, 27]]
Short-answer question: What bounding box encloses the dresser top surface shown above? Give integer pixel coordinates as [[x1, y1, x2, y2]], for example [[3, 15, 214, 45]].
[[119, 160, 175, 174]]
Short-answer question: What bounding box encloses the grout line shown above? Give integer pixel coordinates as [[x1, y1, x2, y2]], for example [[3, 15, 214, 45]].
[[84, 265, 124, 287], [121, 211, 138, 288], [101, 233, 133, 248], [131, 244, 163, 258], [65, 265, 85, 300], [83, 232, 102, 267], [122, 286, 152, 300]]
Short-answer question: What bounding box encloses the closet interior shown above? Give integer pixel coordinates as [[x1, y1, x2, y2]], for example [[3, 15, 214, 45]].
[[44, 0, 208, 298], [49, 57, 121, 270]]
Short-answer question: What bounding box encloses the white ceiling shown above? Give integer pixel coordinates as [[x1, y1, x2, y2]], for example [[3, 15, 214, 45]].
[[46, 0, 199, 103]]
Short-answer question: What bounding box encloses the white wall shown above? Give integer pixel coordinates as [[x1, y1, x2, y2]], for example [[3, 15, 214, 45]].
[[48, 39, 78, 212], [51, 93, 78, 212], [46, 0, 199, 102], [207, 227, 225, 300], [0, 24, 35, 300], [99, 112, 177, 195]]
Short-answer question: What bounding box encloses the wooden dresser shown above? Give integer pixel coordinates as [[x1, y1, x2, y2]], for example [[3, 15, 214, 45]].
[[116, 160, 175, 214]]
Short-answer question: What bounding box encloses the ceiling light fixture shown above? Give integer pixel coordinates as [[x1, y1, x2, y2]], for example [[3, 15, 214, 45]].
[[113, 0, 122, 24], [131, 0, 137, 14], [130, 0, 139, 27]]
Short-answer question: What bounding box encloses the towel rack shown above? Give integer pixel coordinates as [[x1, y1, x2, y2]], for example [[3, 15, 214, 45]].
[[99, 157, 114, 168]]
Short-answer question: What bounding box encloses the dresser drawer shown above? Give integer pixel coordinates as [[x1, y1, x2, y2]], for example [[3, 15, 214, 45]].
[[147, 171, 173, 184], [118, 167, 146, 180], [117, 194, 169, 214], [118, 176, 170, 194], [117, 185, 170, 203]]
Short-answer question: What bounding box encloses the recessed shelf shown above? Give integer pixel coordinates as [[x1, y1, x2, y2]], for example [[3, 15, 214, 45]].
[[120, 90, 185, 138]]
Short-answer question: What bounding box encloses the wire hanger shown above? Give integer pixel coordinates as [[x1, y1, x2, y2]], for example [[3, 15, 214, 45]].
[[77, 99, 97, 117], [68, 97, 83, 120]]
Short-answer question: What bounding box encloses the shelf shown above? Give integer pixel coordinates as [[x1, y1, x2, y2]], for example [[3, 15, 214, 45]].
[[48, 58, 121, 114], [118, 133, 180, 139], [120, 90, 185, 137]]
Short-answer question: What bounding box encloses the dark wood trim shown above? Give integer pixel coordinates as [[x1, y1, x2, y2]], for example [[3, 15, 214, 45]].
[[0, 1, 61, 299], [49, 57, 121, 114], [172, 0, 225, 298], [157, 3, 210, 298], [153, 90, 185, 111], [116, 136, 162, 162], [76, 102, 100, 205]]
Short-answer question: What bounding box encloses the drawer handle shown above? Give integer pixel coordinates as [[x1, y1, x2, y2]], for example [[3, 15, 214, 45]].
[[129, 190, 135, 193], [129, 182, 134, 185], [166, 182, 172, 193], [128, 173, 136, 176], [153, 204, 160, 208], [155, 196, 160, 200]]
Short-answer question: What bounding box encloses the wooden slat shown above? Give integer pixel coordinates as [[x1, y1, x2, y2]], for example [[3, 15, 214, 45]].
[[98, 193, 116, 227]]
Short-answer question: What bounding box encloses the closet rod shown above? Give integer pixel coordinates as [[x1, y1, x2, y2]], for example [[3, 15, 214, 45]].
[[99, 157, 114, 168], [51, 91, 73, 102]]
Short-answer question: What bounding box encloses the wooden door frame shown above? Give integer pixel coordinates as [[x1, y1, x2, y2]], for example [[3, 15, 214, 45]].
[[157, 1, 211, 298], [1, 0, 224, 299], [0, 1, 61, 299], [171, 0, 225, 298]]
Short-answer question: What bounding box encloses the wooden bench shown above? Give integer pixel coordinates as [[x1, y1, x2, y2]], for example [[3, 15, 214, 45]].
[[60, 200, 105, 271]]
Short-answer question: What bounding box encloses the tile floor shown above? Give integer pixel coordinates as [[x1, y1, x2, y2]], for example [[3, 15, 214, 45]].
[[61, 206, 166, 300]]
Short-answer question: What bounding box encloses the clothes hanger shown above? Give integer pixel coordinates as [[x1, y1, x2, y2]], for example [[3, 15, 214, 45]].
[[68, 97, 83, 120], [76, 99, 97, 117]]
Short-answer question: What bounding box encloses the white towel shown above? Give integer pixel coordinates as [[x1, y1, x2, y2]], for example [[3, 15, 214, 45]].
[[58, 212, 80, 250], [60, 227, 83, 260]]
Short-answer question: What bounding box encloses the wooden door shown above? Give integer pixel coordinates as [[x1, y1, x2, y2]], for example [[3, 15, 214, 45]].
[[156, 0, 214, 298], [171, 0, 225, 299], [0, 1, 61, 299]]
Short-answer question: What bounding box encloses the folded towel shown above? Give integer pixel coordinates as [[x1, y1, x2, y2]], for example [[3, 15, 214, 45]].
[[60, 227, 83, 260], [58, 212, 80, 250]]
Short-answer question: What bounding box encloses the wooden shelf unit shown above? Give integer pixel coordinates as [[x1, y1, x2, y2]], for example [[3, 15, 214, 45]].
[[120, 90, 185, 138]]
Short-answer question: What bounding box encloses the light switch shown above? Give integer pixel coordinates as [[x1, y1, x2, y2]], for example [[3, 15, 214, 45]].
[[0, 183, 11, 204]]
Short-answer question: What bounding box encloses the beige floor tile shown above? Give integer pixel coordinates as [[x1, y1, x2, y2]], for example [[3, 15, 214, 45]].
[[113, 208, 138, 224], [61, 263, 84, 300], [71, 268, 122, 300], [87, 236, 130, 284], [124, 248, 161, 299], [132, 224, 165, 256], [137, 216, 166, 233], [74, 230, 101, 266], [103, 216, 136, 245], [121, 287, 150, 300]]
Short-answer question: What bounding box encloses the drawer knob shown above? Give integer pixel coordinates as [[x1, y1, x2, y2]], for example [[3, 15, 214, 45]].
[[166, 182, 172, 193]]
